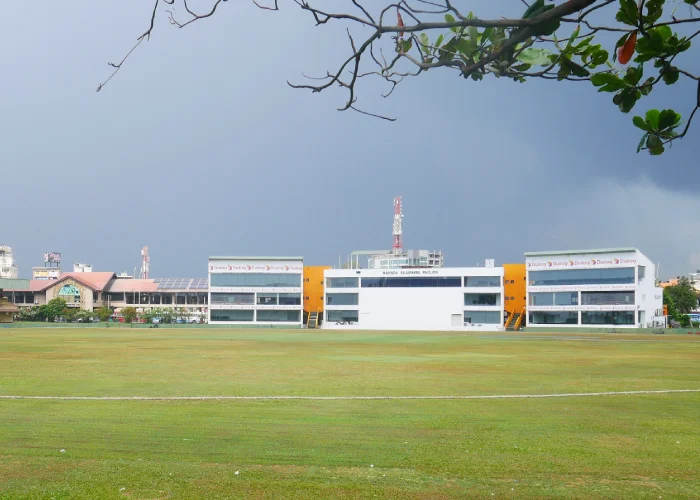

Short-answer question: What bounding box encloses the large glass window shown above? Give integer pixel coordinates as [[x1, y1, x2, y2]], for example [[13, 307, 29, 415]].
[[327, 310, 359, 322], [210, 310, 254, 322], [279, 293, 301, 305], [581, 291, 634, 306], [105, 293, 124, 302], [210, 293, 254, 305], [256, 310, 301, 322], [555, 292, 579, 305], [327, 277, 359, 288], [257, 293, 278, 305], [529, 311, 578, 324], [361, 277, 461, 288], [464, 293, 501, 306], [530, 292, 554, 306], [582, 311, 635, 325], [161, 294, 173, 305], [463, 311, 501, 324], [327, 293, 359, 305], [529, 268, 635, 286], [210, 273, 301, 288], [464, 276, 501, 287]]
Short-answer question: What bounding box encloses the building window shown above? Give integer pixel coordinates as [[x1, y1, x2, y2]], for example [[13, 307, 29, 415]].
[[305, 296, 310, 300], [362, 277, 461, 288], [510, 296, 514, 300], [529, 268, 635, 286], [279, 293, 301, 305], [464, 276, 501, 287], [463, 311, 501, 324], [505, 297, 510, 301], [210, 293, 254, 305], [210, 273, 301, 288], [581, 311, 635, 325], [162, 294, 173, 305], [530, 292, 579, 306], [327, 310, 359, 322], [210, 310, 254, 322], [327, 293, 359, 305], [327, 277, 359, 288], [256, 310, 301, 322], [555, 292, 578, 305], [257, 293, 278, 305], [464, 293, 501, 306], [638, 266, 646, 281], [581, 291, 634, 306], [529, 311, 578, 325]]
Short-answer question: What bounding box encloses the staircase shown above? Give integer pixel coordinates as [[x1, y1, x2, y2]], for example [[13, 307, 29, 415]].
[[506, 312, 521, 331], [307, 310, 320, 329], [506, 307, 526, 331]]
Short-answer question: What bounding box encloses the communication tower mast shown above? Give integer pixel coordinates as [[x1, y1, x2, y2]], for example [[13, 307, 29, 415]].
[[140, 246, 150, 279], [392, 196, 404, 255]]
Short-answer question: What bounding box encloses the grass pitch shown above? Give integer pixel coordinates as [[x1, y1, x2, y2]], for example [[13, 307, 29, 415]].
[[0, 328, 698, 499]]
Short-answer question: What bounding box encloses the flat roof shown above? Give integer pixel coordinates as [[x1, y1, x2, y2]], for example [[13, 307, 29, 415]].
[[209, 256, 303, 261], [350, 250, 391, 256], [524, 247, 638, 257]]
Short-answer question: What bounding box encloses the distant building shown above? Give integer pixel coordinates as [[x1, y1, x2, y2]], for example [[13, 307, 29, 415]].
[[525, 248, 663, 329], [349, 249, 444, 270], [0, 245, 18, 279], [208, 256, 303, 327]]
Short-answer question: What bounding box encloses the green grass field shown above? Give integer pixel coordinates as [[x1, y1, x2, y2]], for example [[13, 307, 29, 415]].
[[1, 328, 699, 499]]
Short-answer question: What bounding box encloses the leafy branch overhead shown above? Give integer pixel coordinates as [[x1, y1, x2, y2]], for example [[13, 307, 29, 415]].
[[100, 0, 700, 155]]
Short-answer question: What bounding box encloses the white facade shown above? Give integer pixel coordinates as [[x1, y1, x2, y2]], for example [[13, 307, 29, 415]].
[[323, 267, 504, 331], [208, 257, 303, 327], [525, 248, 664, 328], [0, 245, 18, 279]]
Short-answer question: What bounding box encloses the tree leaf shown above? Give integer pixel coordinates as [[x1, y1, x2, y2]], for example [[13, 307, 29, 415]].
[[633, 115, 650, 131], [517, 48, 552, 66], [645, 109, 660, 129], [637, 133, 648, 153], [658, 109, 681, 130], [662, 66, 680, 85], [591, 72, 625, 87]]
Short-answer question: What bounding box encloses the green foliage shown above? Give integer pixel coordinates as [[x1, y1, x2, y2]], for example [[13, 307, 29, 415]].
[[95, 307, 113, 323], [121, 306, 138, 324], [664, 278, 698, 315], [44, 298, 68, 323]]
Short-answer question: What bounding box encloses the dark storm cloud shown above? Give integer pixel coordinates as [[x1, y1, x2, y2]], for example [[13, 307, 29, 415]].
[[1, 1, 697, 279]]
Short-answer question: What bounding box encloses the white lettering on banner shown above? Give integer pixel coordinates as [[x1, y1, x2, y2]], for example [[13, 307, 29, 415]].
[[381, 269, 440, 276], [209, 262, 303, 274], [527, 255, 638, 269], [210, 304, 300, 311], [528, 305, 636, 312], [528, 284, 636, 292], [210, 287, 301, 294]]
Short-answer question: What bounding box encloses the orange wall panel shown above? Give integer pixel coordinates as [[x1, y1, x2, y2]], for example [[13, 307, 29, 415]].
[[303, 266, 331, 313], [503, 263, 527, 317]]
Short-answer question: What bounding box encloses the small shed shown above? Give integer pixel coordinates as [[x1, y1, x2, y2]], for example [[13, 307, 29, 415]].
[[0, 290, 20, 323]]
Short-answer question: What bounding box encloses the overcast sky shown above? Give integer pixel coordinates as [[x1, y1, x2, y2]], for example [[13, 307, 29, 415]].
[[2, 1, 698, 279]]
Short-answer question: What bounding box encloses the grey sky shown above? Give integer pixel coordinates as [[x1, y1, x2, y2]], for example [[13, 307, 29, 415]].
[[2, 1, 698, 279]]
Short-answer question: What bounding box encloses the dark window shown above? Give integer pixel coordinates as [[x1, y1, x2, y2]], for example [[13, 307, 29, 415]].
[[529, 268, 635, 286], [161, 294, 173, 305], [327, 277, 359, 288], [327, 293, 359, 305], [210, 310, 254, 322], [362, 277, 461, 288], [327, 310, 359, 322], [464, 276, 501, 287], [211, 293, 254, 305], [463, 311, 501, 324], [279, 293, 301, 305], [581, 291, 634, 306], [210, 273, 301, 288], [257, 293, 278, 305], [582, 311, 635, 325], [529, 312, 578, 324], [464, 293, 500, 306], [256, 310, 301, 322]]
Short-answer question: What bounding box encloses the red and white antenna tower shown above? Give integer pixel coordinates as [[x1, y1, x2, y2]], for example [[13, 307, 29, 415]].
[[140, 246, 150, 279], [392, 196, 404, 255]]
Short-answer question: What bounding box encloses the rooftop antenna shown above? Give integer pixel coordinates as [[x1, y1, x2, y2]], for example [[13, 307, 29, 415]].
[[392, 196, 404, 255], [140, 246, 150, 279]]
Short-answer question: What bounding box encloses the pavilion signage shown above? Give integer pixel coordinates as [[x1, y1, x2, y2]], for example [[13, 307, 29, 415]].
[[527, 254, 637, 270], [209, 261, 303, 274]]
